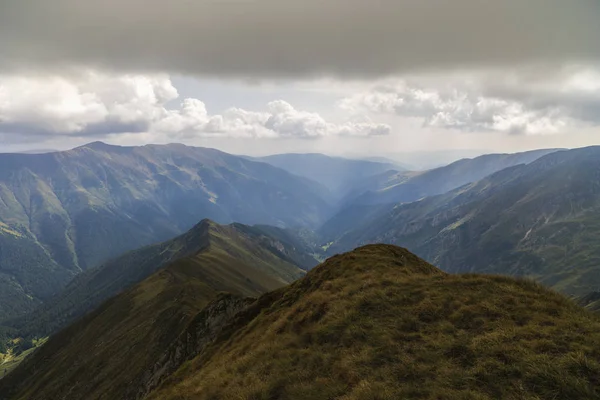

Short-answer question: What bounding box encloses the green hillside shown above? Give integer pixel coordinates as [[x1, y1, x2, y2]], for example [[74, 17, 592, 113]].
[[148, 244, 600, 399], [327, 146, 600, 296], [0, 221, 306, 400], [9, 220, 314, 340], [0, 142, 330, 320]]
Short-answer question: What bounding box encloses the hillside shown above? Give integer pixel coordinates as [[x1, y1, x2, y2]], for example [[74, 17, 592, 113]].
[[254, 153, 400, 199], [0, 142, 330, 320], [8, 220, 314, 340], [142, 245, 600, 399], [328, 146, 600, 296], [0, 220, 306, 400], [5, 245, 600, 399], [346, 148, 559, 206]]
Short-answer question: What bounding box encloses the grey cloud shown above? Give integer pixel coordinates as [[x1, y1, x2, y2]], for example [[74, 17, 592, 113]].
[[0, 0, 599, 78]]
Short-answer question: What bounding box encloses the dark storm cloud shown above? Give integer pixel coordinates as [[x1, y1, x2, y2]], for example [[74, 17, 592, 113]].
[[0, 0, 598, 78]]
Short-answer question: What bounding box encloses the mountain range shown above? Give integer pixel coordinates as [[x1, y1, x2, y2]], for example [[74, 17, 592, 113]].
[[3, 142, 600, 398], [343, 148, 560, 206], [0, 142, 330, 320], [325, 146, 600, 296]]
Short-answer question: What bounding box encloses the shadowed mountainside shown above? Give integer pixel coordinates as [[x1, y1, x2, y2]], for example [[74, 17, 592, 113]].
[[0, 142, 330, 320]]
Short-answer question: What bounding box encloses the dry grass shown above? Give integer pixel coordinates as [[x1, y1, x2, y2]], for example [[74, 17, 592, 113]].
[[151, 245, 600, 400]]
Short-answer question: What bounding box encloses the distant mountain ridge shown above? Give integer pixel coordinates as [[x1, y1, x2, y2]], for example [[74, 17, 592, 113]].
[[319, 148, 560, 241], [346, 148, 561, 206], [0, 142, 331, 321], [326, 146, 600, 296]]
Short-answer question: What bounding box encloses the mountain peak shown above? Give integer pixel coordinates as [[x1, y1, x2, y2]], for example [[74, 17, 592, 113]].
[[195, 218, 217, 228], [72, 141, 138, 154], [76, 141, 115, 150], [312, 244, 444, 283]]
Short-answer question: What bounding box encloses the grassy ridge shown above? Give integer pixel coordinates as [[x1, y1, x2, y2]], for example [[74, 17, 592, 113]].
[[10, 220, 311, 341], [151, 245, 600, 400], [0, 221, 307, 400]]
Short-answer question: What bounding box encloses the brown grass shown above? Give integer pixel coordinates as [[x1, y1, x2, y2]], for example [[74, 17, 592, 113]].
[[150, 245, 600, 400]]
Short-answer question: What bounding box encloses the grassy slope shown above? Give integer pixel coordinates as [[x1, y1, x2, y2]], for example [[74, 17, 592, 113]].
[[0, 222, 305, 400], [0, 338, 46, 379], [150, 245, 600, 400], [12, 220, 310, 340]]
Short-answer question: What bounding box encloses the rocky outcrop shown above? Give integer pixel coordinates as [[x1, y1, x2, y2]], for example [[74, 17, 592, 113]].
[[135, 294, 254, 399]]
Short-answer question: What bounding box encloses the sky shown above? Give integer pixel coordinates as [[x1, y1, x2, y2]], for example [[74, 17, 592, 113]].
[[0, 0, 599, 159]]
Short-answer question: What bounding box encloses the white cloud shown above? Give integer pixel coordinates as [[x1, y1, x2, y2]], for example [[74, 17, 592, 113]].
[[0, 71, 177, 135], [0, 71, 389, 141], [340, 68, 600, 135], [157, 99, 389, 139]]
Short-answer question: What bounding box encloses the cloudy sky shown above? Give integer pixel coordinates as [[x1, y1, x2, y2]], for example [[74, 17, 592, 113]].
[[1, 0, 599, 158]]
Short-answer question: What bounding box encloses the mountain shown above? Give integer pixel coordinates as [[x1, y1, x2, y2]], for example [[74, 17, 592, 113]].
[[0, 220, 306, 399], [253, 153, 400, 199], [346, 148, 560, 206], [8, 245, 600, 399], [0, 142, 330, 321], [8, 220, 315, 340], [328, 146, 600, 296], [321, 148, 561, 242]]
